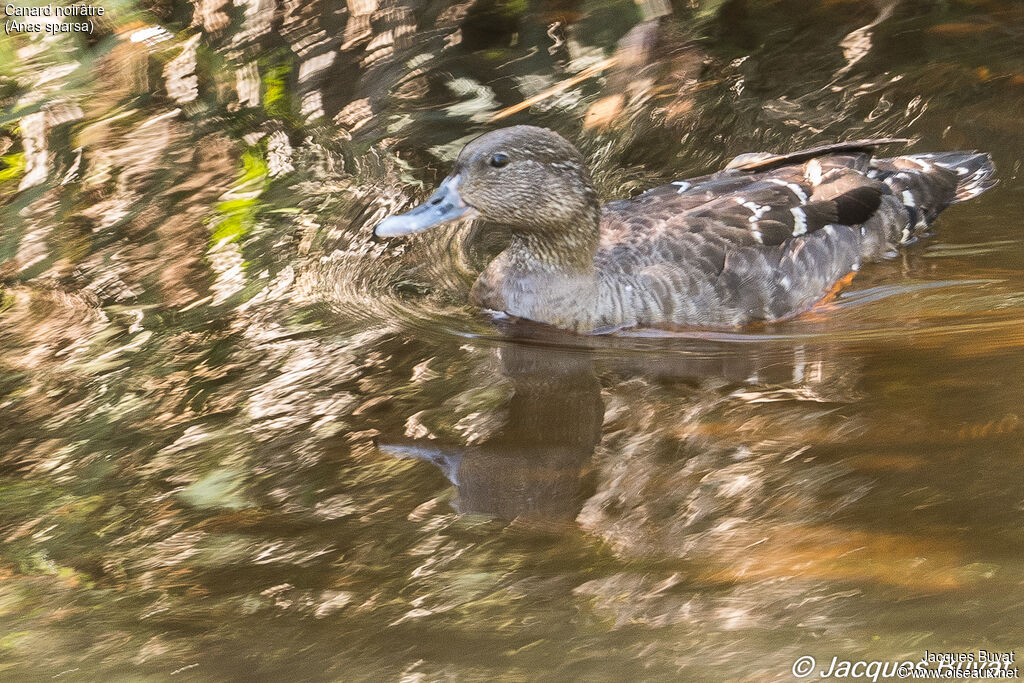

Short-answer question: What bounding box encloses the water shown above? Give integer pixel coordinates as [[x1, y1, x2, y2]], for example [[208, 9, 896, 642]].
[[1, 0, 1023, 680]]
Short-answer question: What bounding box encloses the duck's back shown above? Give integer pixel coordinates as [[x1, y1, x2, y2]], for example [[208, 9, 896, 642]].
[[590, 142, 995, 329]]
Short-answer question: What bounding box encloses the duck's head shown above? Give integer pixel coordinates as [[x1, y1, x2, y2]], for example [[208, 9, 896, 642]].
[[374, 126, 599, 239]]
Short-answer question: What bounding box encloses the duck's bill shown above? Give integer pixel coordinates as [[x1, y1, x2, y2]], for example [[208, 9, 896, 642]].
[[374, 175, 477, 237]]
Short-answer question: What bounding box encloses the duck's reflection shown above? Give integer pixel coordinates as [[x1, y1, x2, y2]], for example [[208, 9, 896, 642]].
[[379, 335, 602, 521], [378, 317, 859, 523]]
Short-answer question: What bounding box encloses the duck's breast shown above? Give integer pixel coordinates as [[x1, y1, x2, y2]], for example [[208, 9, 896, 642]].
[[471, 254, 601, 330]]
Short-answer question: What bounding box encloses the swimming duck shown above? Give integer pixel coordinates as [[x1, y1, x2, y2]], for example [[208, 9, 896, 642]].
[[375, 126, 995, 332]]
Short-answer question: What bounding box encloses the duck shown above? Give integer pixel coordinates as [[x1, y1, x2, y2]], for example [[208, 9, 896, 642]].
[[374, 126, 995, 333]]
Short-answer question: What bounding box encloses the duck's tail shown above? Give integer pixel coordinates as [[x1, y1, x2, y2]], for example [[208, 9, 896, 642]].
[[917, 151, 997, 203], [867, 151, 996, 239]]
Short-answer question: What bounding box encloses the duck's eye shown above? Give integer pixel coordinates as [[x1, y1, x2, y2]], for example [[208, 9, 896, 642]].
[[489, 153, 510, 168]]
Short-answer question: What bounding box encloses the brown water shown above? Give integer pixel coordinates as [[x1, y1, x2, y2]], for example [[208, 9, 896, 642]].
[[1, 0, 1023, 680]]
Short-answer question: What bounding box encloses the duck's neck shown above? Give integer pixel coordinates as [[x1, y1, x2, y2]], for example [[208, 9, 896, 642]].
[[505, 203, 601, 273]]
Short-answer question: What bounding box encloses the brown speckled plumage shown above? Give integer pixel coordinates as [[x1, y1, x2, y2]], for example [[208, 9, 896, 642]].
[[376, 126, 996, 333]]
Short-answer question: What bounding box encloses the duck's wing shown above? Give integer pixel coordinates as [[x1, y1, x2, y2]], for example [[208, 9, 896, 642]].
[[594, 142, 993, 327], [609, 138, 908, 218], [595, 155, 886, 327], [602, 153, 886, 252]]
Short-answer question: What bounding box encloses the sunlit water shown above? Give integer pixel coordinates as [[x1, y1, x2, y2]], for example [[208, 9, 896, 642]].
[[1, 0, 1023, 680]]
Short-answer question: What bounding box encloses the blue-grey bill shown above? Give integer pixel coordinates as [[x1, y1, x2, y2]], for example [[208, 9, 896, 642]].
[[374, 175, 475, 237]]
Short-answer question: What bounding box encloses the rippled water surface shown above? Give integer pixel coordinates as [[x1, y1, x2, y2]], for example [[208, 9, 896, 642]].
[[2, 0, 1023, 680]]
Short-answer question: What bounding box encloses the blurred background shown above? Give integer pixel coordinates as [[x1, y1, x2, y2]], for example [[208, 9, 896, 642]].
[[1, 0, 1023, 679]]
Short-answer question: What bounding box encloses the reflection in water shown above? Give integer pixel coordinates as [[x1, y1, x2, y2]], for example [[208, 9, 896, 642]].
[[836, 0, 897, 77], [377, 314, 868, 532], [1, 0, 1023, 679], [380, 335, 601, 521]]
